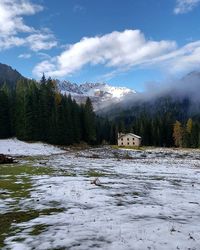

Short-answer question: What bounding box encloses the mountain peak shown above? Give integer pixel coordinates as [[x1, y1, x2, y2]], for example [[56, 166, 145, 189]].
[[56, 80, 136, 110]]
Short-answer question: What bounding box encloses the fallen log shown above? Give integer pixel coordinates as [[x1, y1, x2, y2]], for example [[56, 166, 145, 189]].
[[0, 154, 15, 164]]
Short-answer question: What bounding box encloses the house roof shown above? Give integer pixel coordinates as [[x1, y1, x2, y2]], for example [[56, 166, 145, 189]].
[[118, 133, 141, 139]]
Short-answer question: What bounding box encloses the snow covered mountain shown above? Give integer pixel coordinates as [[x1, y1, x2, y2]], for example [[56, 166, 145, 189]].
[[56, 80, 136, 110]]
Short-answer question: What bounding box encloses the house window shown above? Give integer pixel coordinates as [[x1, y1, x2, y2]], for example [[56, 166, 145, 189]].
[[121, 138, 123, 141], [121, 142, 123, 145], [127, 138, 129, 141], [127, 142, 129, 145], [132, 138, 135, 141]]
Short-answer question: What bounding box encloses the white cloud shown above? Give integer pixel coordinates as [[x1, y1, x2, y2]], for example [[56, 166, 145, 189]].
[[37, 52, 52, 60], [73, 4, 85, 13], [33, 29, 176, 78], [174, 0, 200, 14], [18, 53, 31, 59], [162, 41, 200, 73], [26, 32, 57, 51], [0, 0, 42, 36], [0, 0, 57, 51], [0, 36, 25, 50], [33, 29, 200, 79]]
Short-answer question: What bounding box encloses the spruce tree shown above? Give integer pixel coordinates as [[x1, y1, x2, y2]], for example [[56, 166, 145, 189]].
[[82, 97, 96, 144]]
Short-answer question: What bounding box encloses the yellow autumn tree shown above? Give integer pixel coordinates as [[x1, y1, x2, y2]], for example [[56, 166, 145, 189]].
[[173, 120, 183, 147]]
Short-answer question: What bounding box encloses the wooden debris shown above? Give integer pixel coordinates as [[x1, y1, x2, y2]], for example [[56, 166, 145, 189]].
[[0, 154, 15, 164]]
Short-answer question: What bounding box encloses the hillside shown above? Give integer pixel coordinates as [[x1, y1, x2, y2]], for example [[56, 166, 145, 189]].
[[0, 63, 24, 87]]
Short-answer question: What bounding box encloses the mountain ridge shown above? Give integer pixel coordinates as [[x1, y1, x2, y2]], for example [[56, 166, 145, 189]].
[[0, 62, 136, 110], [1, 62, 200, 112], [0, 63, 24, 87], [56, 80, 136, 110]]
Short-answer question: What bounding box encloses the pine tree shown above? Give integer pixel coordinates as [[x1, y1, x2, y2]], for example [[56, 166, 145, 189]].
[[184, 118, 193, 147], [0, 85, 11, 138], [82, 97, 96, 144], [15, 79, 27, 139]]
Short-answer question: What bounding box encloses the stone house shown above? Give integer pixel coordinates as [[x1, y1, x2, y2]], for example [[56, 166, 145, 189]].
[[117, 133, 142, 147]]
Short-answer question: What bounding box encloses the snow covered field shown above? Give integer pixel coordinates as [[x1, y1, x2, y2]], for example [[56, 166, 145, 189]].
[[1, 142, 200, 250], [0, 139, 65, 156]]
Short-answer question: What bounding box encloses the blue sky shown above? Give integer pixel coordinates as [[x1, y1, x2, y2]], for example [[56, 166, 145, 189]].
[[0, 0, 200, 91]]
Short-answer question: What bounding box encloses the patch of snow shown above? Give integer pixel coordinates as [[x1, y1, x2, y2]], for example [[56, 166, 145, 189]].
[[0, 138, 65, 156]]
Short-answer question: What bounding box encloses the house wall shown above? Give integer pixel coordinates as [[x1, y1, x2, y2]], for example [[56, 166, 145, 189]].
[[118, 134, 141, 147]]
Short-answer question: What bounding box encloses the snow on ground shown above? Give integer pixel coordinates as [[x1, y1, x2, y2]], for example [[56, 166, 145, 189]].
[[0, 138, 65, 156], [1, 146, 200, 249]]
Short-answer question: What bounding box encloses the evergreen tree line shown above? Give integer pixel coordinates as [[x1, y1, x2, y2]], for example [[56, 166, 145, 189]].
[[113, 96, 200, 148], [0, 76, 117, 145], [1, 77, 199, 148]]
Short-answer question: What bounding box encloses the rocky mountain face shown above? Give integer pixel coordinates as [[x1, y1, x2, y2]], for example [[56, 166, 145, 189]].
[[0, 63, 23, 87], [0, 62, 136, 111], [56, 80, 136, 110]]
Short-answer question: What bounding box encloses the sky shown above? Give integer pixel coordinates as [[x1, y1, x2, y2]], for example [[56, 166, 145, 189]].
[[0, 0, 200, 91]]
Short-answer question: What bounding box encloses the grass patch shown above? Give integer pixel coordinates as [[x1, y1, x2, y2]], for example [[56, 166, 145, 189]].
[[19, 155, 45, 161], [0, 164, 55, 176], [86, 170, 106, 177], [0, 164, 56, 199], [132, 191, 140, 196], [0, 208, 64, 248], [30, 224, 47, 236], [112, 145, 145, 151], [0, 176, 32, 199]]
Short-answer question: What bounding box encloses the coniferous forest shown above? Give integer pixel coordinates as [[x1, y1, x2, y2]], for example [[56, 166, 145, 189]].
[[0, 76, 117, 145], [111, 96, 200, 148], [0, 74, 200, 148]]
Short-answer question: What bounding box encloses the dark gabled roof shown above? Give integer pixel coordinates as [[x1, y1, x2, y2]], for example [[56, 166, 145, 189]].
[[118, 133, 141, 139]]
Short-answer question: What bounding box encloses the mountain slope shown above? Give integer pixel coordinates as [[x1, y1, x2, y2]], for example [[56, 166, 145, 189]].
[[56, 80, 136, 110], [0, 63, 24, 87]]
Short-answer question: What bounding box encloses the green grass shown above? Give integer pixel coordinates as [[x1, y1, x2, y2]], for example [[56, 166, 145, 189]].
[[86, 170, 107, 177], [30, 224, 48, 236], [0, 164, 57, 200], [0, 208, 64, 248], [0, 177, 32, 199], [0, 160, 68, 248], [0, 164, 55, 176], [112, 145, 145, 151]]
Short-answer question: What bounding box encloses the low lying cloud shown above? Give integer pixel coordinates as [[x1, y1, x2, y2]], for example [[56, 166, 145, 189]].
[[0, 0, 57, 51], [33, 29, 176, 78], [174, 0, 200, 14]]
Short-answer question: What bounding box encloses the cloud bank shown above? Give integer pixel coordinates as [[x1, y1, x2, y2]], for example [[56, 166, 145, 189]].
[[33, 29, 200, 79], [0, 0, 57, 51], [174, 0, 200, 14], [33, 29, 176, 78]]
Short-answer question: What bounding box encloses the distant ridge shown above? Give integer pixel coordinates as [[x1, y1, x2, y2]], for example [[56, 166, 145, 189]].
[[56, 80, 136, 110], [0, 63, 24, 87]]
